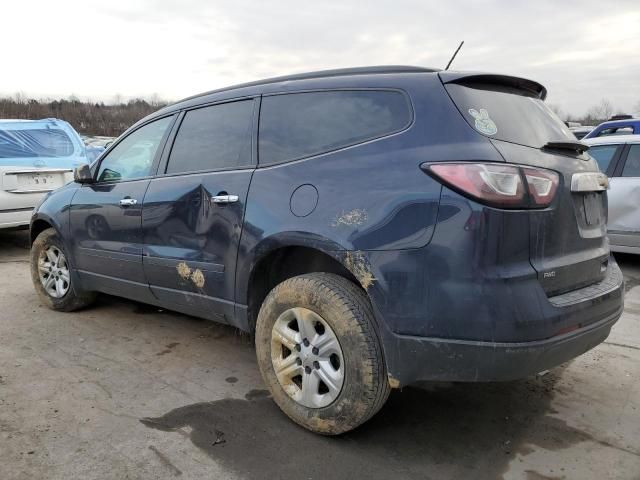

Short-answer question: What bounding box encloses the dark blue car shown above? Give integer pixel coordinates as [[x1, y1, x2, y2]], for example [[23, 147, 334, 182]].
[[29, 66, 624, 434]]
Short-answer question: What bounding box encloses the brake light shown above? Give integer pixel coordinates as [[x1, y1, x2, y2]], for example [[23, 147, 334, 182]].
[[423, 163, 559, 209], [523, 168, 559, 207]]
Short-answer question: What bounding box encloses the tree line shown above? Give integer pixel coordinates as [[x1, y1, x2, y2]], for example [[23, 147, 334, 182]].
[[1, 94, 638, 137], [548, 98, 640, 126], [0, 95, 168, 137]]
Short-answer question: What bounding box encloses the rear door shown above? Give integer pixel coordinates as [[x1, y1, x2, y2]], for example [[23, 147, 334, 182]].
[[69, 115, 175, 301], [608, 144, 640, 239], [443, 74, 610, 296], [142, 98, 257, 323]]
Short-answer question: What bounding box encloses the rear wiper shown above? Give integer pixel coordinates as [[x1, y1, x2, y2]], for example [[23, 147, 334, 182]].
[[543, 141, 589, 154]]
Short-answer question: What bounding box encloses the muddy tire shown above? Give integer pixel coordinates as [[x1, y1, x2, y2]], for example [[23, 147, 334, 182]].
[[30, 228, 97, 312], [255, 273, 390, 435]]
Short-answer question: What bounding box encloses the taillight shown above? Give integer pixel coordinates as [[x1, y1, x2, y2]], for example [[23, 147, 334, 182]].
[[522, 168, 559, 207], [423, 162, 559, 209]]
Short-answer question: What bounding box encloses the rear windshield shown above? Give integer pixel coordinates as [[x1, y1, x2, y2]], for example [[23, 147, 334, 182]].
[[0, 128, 75, 158], [445, 82, 575, 149]]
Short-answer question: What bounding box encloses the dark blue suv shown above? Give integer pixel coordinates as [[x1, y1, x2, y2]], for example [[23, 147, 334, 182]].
[[29, 66, 624, 434]]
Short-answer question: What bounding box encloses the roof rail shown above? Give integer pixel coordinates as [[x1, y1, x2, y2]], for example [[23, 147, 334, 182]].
[[177, 65, 439, 104]]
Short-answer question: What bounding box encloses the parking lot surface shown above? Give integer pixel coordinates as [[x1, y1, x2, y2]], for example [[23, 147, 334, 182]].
[[1, 229, 639, 480]]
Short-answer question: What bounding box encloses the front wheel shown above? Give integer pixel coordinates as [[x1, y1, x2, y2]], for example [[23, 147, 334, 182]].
[[255, 273, 390, 435], [30, 228, 97, 312]]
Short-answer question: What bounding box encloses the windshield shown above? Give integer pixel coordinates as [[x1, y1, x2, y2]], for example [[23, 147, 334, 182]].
[[0, 128, 75, 158], [446, 82, 575, 149]]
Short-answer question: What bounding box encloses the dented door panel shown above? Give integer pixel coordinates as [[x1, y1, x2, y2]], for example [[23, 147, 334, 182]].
[[142, 171, 253, 322]]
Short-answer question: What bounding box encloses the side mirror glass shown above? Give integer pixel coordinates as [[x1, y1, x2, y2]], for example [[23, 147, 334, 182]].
[[74, 164, 94, 184], [98, 168, 121, 182]]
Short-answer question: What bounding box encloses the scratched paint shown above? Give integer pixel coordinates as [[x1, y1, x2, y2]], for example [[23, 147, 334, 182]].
[[332, 208, 368, 227]]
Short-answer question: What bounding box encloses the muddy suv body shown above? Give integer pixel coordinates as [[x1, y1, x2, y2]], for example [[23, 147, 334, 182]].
[[30, 66, 624, 433]]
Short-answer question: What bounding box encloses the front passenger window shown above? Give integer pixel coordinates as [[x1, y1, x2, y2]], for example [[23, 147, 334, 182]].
[[96, 116, 173, 182]]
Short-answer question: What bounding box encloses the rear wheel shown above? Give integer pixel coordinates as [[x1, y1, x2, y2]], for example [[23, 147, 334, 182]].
[[255, 273, 390, 435], [30, 228, 97, 311]]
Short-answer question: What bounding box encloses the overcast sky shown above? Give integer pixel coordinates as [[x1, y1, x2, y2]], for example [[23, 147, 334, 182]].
[[2, 0, 638, 117]]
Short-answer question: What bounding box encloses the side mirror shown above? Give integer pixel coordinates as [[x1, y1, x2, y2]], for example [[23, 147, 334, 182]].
[[74, 164, 94, 184]]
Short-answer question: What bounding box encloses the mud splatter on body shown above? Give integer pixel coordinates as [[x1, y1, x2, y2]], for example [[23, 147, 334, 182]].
[[176, 262, 205, 289], [344, 251, 376, 290], [190, 269, 205, 289], [176, 262, 192, 280]]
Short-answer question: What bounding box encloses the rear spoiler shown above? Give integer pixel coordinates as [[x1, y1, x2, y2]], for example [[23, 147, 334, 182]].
[[438, 72, 547, 100]]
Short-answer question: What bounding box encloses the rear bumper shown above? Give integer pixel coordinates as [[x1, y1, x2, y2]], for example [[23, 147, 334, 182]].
[[354, 185, 624, 386], [0, 206, 34, 229], [385, 310, 620, 384], [0, 188, 46, 229], [366, 253, 624, 386], [609, 231, 640, 254]]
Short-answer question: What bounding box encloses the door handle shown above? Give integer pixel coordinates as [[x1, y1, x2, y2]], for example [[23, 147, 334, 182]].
[[119, 198, 138, 207], [211, 194, 239, 204]]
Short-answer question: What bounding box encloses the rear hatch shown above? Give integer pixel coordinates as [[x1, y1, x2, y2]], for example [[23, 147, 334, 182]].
[[441, 73, 609, 296]]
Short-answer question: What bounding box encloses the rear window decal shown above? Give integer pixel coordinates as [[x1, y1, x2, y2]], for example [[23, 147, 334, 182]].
[[468, 108, 498, 135]]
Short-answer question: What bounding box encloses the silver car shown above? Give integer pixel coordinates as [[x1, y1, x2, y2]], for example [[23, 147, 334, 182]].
[[0, 118, 89, 229], [584, 135, 640, 253]]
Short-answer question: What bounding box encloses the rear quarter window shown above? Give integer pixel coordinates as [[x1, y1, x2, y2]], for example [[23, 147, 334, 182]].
[[258, 90, 412, 165]]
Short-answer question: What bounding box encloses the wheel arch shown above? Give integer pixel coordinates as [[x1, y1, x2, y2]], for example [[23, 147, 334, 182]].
[[243, 243, 368, 333], [30, 216, 57, 245], [29, 214, 76, 270]]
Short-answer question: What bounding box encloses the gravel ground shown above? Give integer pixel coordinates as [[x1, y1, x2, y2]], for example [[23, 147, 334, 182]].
[[1, 229, 638, 480]]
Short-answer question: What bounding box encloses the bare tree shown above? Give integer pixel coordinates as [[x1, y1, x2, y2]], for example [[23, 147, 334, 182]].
[[148, 93, 163, 108], [111, 93, 123, 105], [585, 98, 614, 124]]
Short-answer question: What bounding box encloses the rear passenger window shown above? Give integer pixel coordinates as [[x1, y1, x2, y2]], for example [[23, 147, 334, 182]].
[[166, 100, 254, 174], [622, 145, 640, 177], [259, 90, 412, 165], [588, 145, 618, 173]]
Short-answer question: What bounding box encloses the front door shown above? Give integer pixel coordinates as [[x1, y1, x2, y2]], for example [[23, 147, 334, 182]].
[[69, 115, 175, 301], [142, 99, 257, 323]]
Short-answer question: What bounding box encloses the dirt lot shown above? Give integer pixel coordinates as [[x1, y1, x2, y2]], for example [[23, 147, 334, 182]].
[[1, 229, 639, 480]]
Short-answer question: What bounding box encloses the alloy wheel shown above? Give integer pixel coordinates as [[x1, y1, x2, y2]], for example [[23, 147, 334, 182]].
[[38, 246, 70, 298]]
